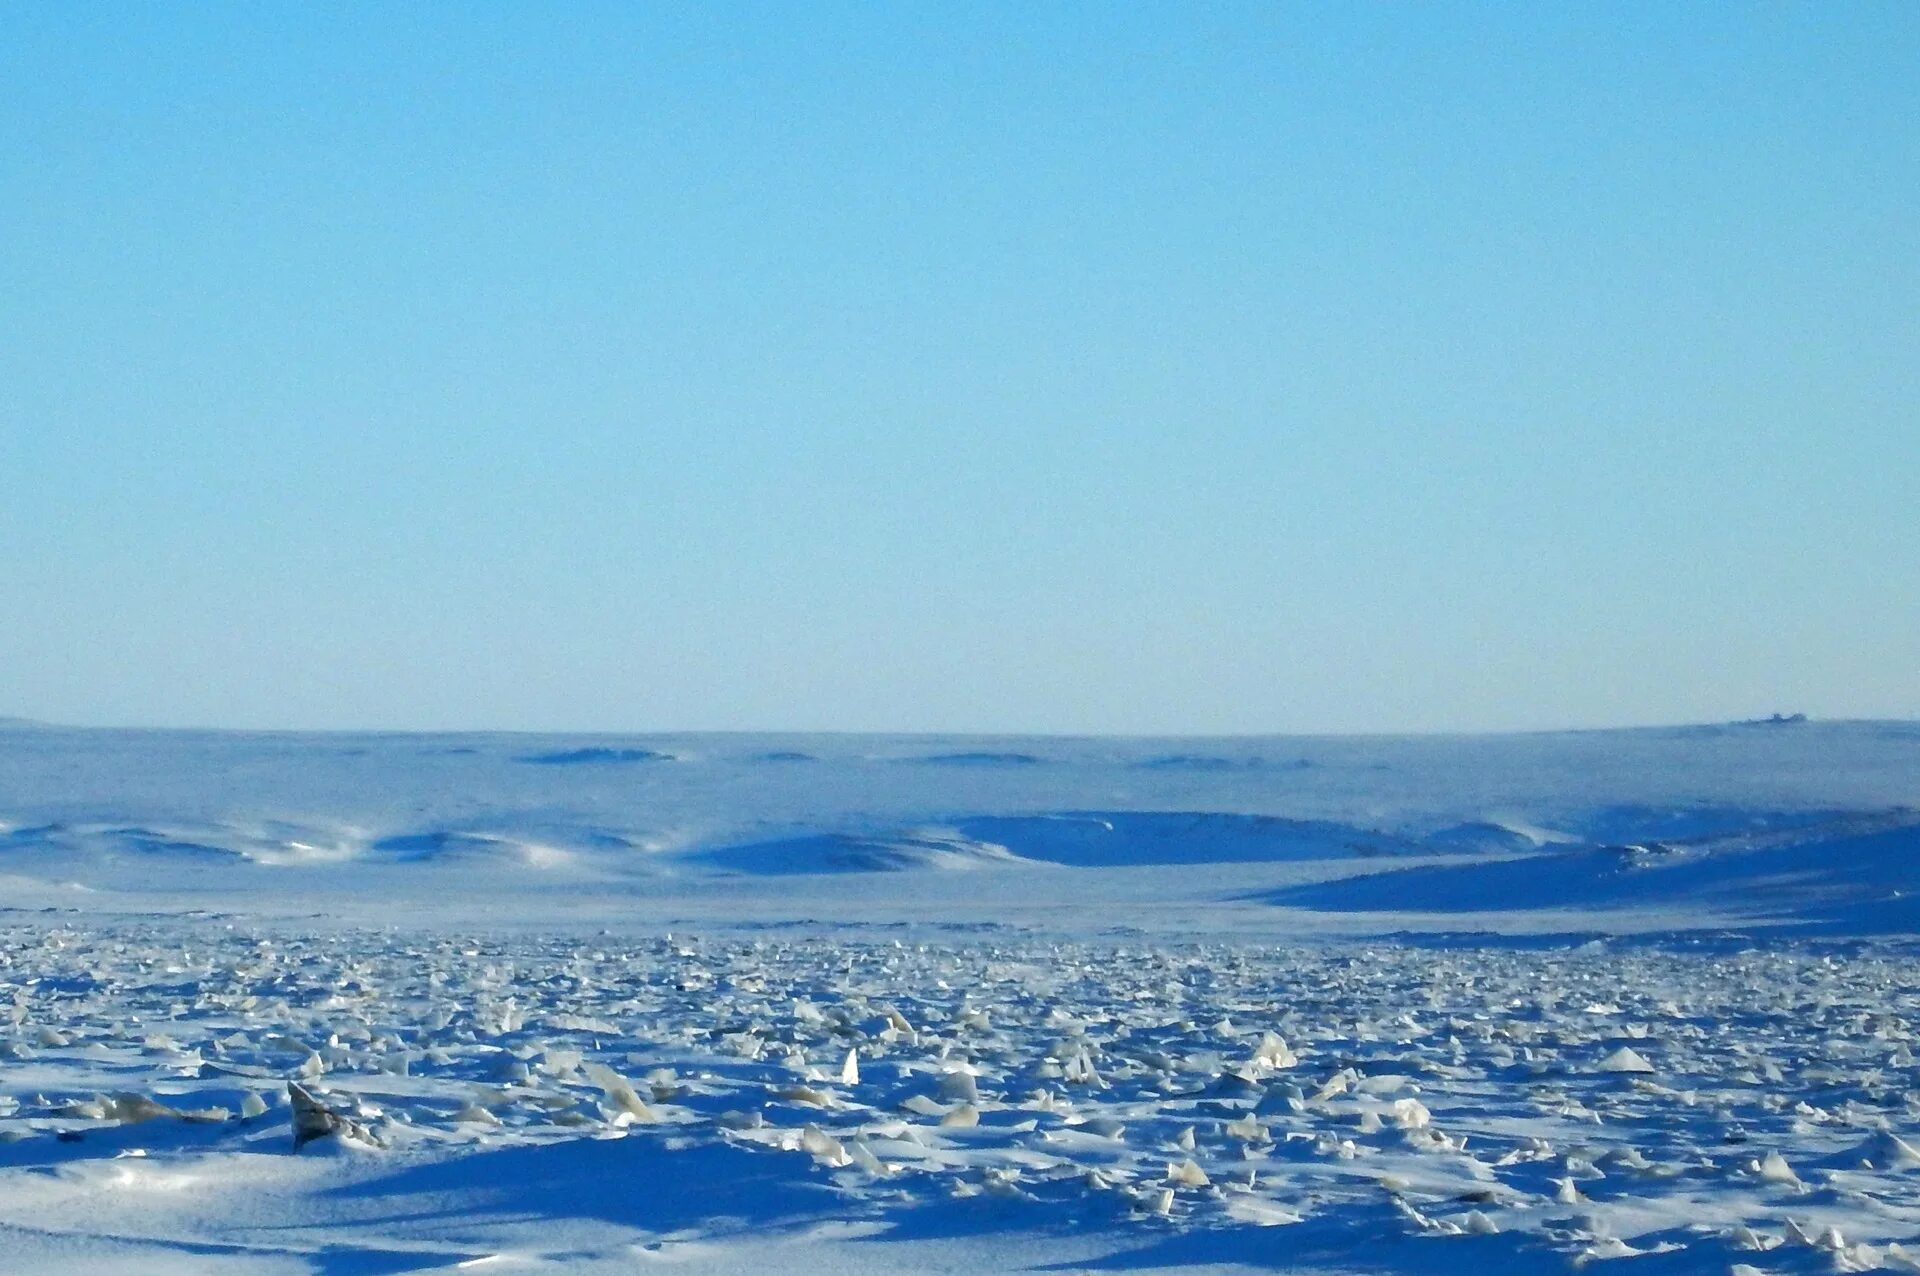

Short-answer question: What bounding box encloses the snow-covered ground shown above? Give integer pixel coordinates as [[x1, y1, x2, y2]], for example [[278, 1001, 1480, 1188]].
[[1, 718, 1918, 1272]]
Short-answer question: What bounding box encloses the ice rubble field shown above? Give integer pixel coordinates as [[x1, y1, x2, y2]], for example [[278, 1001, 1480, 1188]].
[[1, 719, 1919, 1273]]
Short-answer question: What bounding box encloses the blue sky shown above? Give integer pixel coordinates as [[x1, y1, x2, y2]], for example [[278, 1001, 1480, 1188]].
[[3, 3, 1915, 734]]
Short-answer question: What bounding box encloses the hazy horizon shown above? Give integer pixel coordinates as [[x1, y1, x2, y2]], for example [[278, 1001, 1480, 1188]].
[[3, 709, 1899, 741]]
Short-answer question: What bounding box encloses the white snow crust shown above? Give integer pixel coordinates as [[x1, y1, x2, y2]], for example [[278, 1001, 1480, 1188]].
[[1, 718, 1918, 1272]]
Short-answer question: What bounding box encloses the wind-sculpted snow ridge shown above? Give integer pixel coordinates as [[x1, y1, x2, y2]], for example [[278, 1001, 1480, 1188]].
[[519, 746, 676, 765], [910, 751, 1048, 767], [691, 813, 1420, 876], [1267, 808, 1920, 932], [0, 809, 1432, 883], [5, 720, 1918, 874], [367, 830, 585, 869], [686, 807, 1899, 881], [692, 831, 1029, 875], [0, 818, 606, 877], [1422, 820, 1549, 853], [5, 920, 1920, 1272], [1136, 753, 1315, 772], [950, 811, 1418, 866], [1558, 804, 1867, 846]]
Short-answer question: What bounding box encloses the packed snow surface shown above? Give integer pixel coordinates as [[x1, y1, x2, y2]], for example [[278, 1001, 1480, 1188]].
[[1, 718, 1918, 1272]]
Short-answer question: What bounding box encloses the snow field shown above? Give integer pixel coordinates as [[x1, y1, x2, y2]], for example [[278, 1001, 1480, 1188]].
[[3, 920, 1920, 1271]]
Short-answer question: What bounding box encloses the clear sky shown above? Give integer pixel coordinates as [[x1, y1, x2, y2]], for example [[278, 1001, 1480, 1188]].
[[3, 3, 1915, 735]]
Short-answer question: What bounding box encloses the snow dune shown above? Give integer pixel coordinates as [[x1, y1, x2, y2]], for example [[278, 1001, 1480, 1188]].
[[1268, 808, 1920, 931], [2, 717, 1911, 881], [949, 811, 1419, 866], [692, 831, 1026, 875]]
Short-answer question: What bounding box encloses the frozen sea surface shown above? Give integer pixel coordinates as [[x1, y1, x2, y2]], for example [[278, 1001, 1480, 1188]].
[[1, 719, 1918, 1272]]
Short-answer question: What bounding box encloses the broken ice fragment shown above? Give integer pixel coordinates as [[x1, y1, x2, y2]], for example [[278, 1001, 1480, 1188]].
[[1167, 1158, 1210, 1187], [1753, 1150, 1802, 1188], [1726, 1224, 1775, 1251], [1250, 1032, 1297, 1071], [584, 1063, 657, 1122], [1388, 1097, 1431, 1129], [777, 1085, 833, 1108], [848, 1139, 890, 1176], [1851, 1128, 1920, 1170], [1596, 1047, 1655, 1074], [801, 1124, 849, 1167], [1062, 1047, 1103, 1088], [101, 1094, 175, 1124], [288, 1082, 376, 1151], [936, 1069, 979, 1103]]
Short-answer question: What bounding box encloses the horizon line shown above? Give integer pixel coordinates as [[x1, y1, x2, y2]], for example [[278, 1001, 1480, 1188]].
[[4, 712, 1896, 744]]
